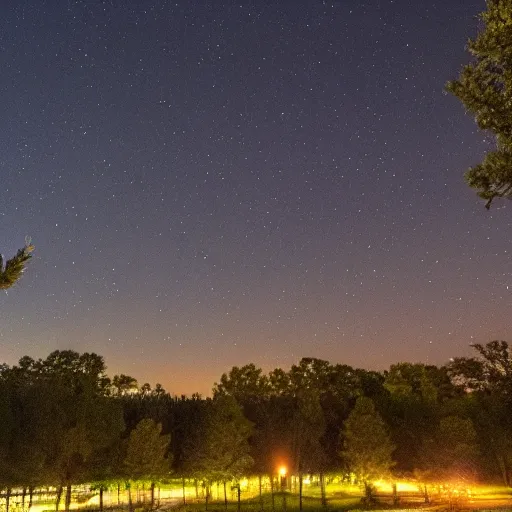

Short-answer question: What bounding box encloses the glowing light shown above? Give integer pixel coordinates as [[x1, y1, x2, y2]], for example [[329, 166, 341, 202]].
[[396, 481, 420, 493], [278, 466, 287, 476], [373, 480, 420, 493]]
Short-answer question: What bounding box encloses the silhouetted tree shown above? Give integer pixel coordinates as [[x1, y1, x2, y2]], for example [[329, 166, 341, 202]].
[[448, 341, 512, 394], [111, 374, 138, 396]]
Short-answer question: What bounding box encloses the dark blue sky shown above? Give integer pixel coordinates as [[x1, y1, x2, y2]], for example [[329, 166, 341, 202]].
[[1, 0, 510, 394]]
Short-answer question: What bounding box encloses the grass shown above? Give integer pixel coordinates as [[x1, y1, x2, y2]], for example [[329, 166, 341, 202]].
[[20, 478, 512, 512], [177, 492, 368, 512]]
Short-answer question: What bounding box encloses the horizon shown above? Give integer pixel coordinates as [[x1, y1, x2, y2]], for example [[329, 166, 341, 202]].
[[1, 347, 478, 396]]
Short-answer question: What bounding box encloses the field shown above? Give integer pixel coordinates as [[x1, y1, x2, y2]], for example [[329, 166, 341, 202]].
[[4, 478, 512, 512]]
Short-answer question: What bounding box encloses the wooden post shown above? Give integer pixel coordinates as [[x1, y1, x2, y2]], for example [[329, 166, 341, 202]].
[[299, 473, 303, 511], [320, 473, 326, 508], [271, 475, 275, 512], [259, 475, 264, 511]]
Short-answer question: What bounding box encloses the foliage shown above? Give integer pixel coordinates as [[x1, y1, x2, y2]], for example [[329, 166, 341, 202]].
[[183, 395, 253, 484], [111, 374, 138, 396], [213, 364, 270, 402], [124, 418, 171, 482], [447, 0, 512, 208], [341, 397, 395, 492], [0, 243, 34, 290], [419, 415, 478, 483], [0, 351, 124, 512], [467, 392, 512, 486], [291, 389, 326, 474], [448, 341, 512, 485], [380, 363, 445, 474], [3, 345, 512, 497], [448, 340, 512, 394]]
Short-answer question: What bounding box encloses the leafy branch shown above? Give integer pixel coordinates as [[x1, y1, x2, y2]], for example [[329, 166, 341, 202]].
[[0, 243, 35, 290]]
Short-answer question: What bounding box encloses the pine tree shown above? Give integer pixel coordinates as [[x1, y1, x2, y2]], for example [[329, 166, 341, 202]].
[[124, 418, 172, 508], [0, 243, 34, 290], [447, 0, 512, 208], [341, 396, 395, 502], [183, 395, 253, 507]]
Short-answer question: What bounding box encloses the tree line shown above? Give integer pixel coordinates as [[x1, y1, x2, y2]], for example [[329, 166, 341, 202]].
[[1, 341, 512, 511]]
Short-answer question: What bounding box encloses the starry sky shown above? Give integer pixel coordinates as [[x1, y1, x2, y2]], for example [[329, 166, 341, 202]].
[[1, 0, 510, 395]]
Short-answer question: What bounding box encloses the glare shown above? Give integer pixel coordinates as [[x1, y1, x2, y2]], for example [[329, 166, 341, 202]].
[[373, 480, 420, 493], [278, 466, 287, 476], [396, 481, 420, 493]]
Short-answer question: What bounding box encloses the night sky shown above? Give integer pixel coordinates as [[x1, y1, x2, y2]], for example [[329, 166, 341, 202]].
[[1, 0, 511, 395]]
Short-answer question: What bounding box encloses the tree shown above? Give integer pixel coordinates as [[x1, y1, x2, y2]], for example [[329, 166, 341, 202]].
[[213, 364, 269, 403], [0, 243, 34, 290], [291, 390, 326, 511], [183, 396, 253, 508], [36, 350, 112, 395], [5, 350, 124, 512], [124, 419, 171, 509], [419, 416, 478, 485], [49, 371, 123, 512], [447, 0, 512, 208], [448, 340, 512, 394], [464, 392, 512, 486], [341, 396, 395, 502], [0, 360, 64, 504], [6, 378, 61, 498], [0, 380, 15, 512], [111, 374, 138, 396], [86, 439, 124, 512], [381, 363, 441, 475], [448, 341, 512, 485]]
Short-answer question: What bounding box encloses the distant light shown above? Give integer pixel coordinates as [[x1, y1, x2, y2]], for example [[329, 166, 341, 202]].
[[279, 466, 287, 476]]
